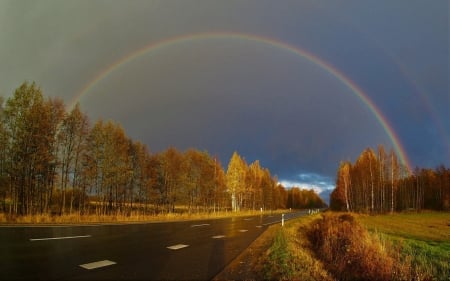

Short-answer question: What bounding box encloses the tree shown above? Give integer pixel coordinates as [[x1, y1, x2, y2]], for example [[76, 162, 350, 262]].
[[159, 147, 184, 213], [211, 156, 228, 212], [226, 151, 247, 212], [356, 148, 378, 212], [288, 187, 325, 209], [377, 145, 388, 212], [329, 145, 450, 214], [183, 149, 218, 213], [0, 96, 8, 212], [3, 82, 64, 215], [57, 103, 89, 215], [86, 120, 130, 215], [261, 168, 274, 211], [389, 149, 399, 213], [40, 97, 65, 214], [436, 165, 450, 210], [247, 160, 264, 210], [274, 183, 287, 209], [330, 161, 352, 211], [128, 140, 152, 215]]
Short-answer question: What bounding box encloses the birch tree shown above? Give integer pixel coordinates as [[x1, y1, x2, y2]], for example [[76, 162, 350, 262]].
[[226, 151, 247, 212]]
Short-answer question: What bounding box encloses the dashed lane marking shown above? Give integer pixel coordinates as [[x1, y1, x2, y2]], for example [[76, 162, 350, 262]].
[[262, 221, 280, 226], [239, 229, 248, 232], [79, 260, 116, 270], [167, 244, 189, 250], [30, 235, 91, 241], [212, 235, 226, 239], [191, 224, 210, 227], [256, 225, 262, 228]]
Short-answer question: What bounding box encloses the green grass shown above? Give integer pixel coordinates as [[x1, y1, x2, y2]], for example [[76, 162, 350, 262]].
[[265, 228, 294, 280], [358, 212, 450, 241], [264, 215, 332, 281], [358, 212, 450, 280]]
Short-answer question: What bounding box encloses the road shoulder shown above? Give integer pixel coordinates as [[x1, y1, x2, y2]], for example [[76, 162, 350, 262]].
[[212, 224, 279, 281]]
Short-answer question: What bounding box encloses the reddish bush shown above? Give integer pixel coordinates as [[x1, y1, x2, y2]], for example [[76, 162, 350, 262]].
[[308, 213, 395, 280]]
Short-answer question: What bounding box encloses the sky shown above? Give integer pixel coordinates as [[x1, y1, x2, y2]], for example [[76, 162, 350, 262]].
[[0, 1, 448, 203]]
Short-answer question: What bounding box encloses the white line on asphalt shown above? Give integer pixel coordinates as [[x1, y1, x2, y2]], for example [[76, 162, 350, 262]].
[[191, 223, 210, 227], [212, 235, 226, 239], [30, 235, 91, 241], [262, 221, 279, 226], [256, 225, 262, 228], [239, 229, 248, 232], [79, 260, 116, 270], [167, 244, 189, 250]]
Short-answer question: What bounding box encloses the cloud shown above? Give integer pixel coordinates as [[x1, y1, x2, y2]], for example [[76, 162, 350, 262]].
[[279, 172, 335, 194], [279, 172, 335, 205], [1, 0, 448, 194]]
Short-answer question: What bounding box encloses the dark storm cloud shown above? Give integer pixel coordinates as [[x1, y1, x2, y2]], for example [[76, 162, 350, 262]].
[[81, 40, 390, 178], [1, 0, 448, 197]]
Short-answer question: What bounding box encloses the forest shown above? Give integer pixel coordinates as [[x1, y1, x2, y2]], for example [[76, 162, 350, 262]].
[[330, 146, 450, 213], [0, 82, 325, 217]]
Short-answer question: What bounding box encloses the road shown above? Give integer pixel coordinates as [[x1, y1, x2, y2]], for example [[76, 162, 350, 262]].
[[0, 210, 309, 280]]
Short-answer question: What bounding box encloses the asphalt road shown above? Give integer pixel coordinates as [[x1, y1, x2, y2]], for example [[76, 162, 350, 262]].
[[0, 210, 310, 280]]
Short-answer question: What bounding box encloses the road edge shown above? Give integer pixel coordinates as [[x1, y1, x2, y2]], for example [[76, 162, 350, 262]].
[[212, 224, 280, 280]]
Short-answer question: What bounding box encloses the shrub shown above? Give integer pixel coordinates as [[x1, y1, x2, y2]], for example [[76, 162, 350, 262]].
[[308, 213, 396, 280]]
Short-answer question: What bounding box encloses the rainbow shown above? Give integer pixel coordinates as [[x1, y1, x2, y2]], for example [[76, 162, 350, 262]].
[[361, 31, 450, 161], [69, 31, 412, 172]]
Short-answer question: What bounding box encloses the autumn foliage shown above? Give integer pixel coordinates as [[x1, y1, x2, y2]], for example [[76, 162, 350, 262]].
[[308, 213, 397, 280], [330, 147, 450, 213], [0, 82, 325, 218]]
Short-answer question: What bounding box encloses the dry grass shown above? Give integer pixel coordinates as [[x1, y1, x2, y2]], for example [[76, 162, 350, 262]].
[[0, 209, 286, 225], [307, 212, 408, 281], [227, 211, 449, 280]]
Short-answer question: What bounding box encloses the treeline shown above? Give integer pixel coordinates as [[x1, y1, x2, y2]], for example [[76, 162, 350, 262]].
[[330, 146, 450, 213], [0, 82, 325, 216]]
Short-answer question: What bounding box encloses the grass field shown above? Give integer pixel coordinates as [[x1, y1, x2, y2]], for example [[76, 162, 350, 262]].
[[357, 212, 450, 241], [263, 211, 450, 280], [358, 212, 450, 280]]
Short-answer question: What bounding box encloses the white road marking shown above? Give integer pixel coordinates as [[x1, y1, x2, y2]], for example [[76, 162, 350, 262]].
[[256, 225, 262, 228], [191, 223, 210, 227], [239, 229, 248, 232], [30, 235, 91, 241], [212, 235, 226, 239], [167, 244, 189, 250], [79, 260, 116, 270]]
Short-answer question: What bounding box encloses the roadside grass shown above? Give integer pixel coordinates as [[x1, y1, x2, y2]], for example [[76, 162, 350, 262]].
[[0, 209, 287, 224], [358, 212, 450, 280], [264, 214, 332, 281], [264, 211, 449, 280]]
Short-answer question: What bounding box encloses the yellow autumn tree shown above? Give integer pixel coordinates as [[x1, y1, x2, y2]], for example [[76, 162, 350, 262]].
[[226, 151, 247, 212]]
